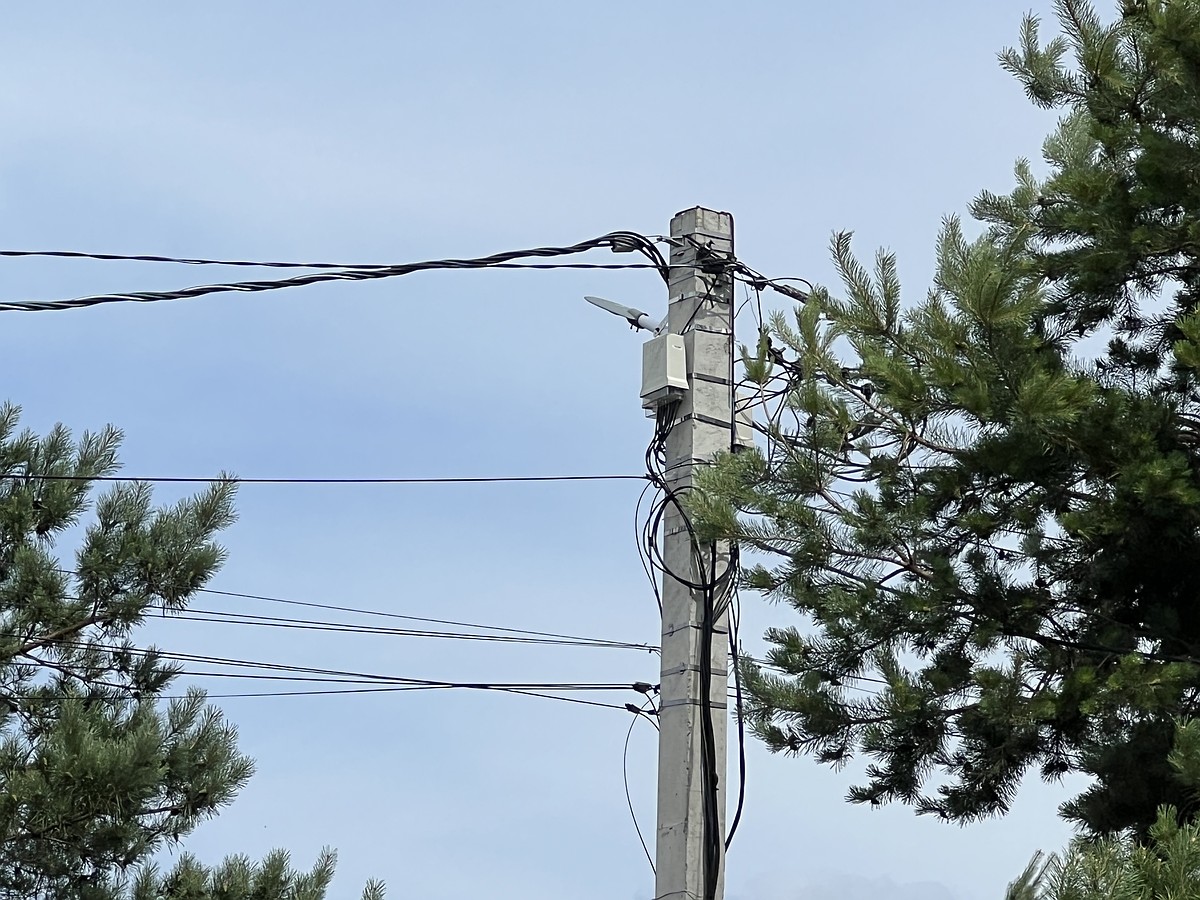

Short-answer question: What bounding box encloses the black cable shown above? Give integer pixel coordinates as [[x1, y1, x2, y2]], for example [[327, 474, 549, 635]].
[[48, 573, 658, 652], [20, 682, 634, 711], [8, 473, 646, 485], [0, 248, 663, 272], [634, 479, 663, 614], [725, 587, 747, 852], [46, 641, 639, 694], [157, 590, 885, 691], [188, 584, 650, 649], [155, 605, 655, 653], [36, 639, 646, 711], [698, 549, 722, 899], [623, 696, 659, 874], [0, 231, 669, 313]]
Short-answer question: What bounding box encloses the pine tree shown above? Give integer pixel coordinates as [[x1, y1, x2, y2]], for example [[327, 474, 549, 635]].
[[126, 849, 386, 900], [0, 404, 381, 899], [1003, 722, 1200, 900], [692, 0, 1200, 838]]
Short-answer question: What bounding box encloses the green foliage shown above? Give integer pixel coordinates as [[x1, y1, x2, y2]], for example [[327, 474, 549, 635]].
[[1005, 721, 1200, 900], [694, 0, 1200, 841], [1010, 810, 1200, 900], [126, 849, 386, 900], [985, 0, 1200, 384], [0, 405, 380, 899]]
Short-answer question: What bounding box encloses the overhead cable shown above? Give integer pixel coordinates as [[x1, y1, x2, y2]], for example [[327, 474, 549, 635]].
[[0, 231, 669, 313], [155, 605, 656, 653], [0, 248, 659, 272], [43, 641, 643, 713], [190, 584, 650, 649], [5, 472, 646, 486]]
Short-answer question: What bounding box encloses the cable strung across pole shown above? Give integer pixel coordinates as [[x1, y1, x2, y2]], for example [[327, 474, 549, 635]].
[[0, 231, 669, 313], [3, 472, 647, 485]]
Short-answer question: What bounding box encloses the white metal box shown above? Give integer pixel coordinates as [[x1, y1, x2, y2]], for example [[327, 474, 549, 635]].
[[641, 333, 688, 410]]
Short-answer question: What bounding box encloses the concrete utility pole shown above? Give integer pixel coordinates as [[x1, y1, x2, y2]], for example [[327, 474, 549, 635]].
[[654, 208, 734, 900]]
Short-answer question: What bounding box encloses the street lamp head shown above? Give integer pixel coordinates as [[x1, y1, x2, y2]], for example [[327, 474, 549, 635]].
[[584, 295, 662, 332]]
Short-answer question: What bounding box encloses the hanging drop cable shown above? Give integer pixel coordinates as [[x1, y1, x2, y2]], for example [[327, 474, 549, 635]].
[[725, 587, 747, 851], [623, 695, 660, 874]]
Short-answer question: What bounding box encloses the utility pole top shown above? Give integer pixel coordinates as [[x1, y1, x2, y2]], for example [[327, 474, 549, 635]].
[[671, 207, 734, 238]]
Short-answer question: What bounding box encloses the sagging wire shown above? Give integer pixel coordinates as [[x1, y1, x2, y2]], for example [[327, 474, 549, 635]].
[[151, 603, 654, 652], [623, 691, 660, 874], [0, 248, 658, 271], [7, 472, 647, 486], [24, 640, 651, 713], [725, 582, 747, 851]]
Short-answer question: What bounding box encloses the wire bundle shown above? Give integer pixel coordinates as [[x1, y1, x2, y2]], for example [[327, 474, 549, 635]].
[[0, 231, 670, 313]]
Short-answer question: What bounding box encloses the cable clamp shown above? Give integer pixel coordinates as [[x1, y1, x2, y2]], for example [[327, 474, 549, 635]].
[[661, 622, 729, 639], [659, 697, 728, 711]]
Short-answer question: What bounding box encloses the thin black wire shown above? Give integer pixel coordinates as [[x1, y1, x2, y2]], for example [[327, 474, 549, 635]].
[[51, 569, 648, 649], [156, 605, 656, 653], [0, 231, 669, 313], [49, 640, 637, 693], [8, 473, 646, 485], [149, 601, 887, 690], [37, 640, 643, 711], [25, 681, 633, 711], [189, 584, 650, 649], [179, 671, 628, 690], [725, 590, 747, 851], [634, 479, 663, 614], [698, 550, 721, 897], [624, 696, 659, 874]]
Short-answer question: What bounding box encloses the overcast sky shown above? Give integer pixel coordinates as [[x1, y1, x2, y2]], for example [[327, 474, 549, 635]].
[[1, 3, 1083, 899]]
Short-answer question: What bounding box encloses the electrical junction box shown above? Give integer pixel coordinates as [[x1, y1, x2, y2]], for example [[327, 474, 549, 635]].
[[641, 332, 688, 411]]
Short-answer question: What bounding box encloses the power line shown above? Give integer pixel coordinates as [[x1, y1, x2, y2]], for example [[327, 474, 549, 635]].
[[56, 641, 634, 690], [50, 574, 657, 655], [24, 682, 635, 711], [151, 601, 887, 691], [7, 473, 646, 485], [0, 231, 669, 313], [51, 572, 888, 688], [179, 689, 632, 710], [43, 641, 645, 714], [154, 605, 656, 653], [188, 584, 651, 649], [0, 248, 661, 271]]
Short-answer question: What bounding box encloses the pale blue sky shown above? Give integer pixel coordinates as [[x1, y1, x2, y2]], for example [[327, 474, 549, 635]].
[[2, 3, 1079, 899]]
